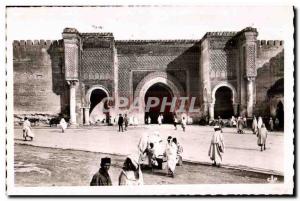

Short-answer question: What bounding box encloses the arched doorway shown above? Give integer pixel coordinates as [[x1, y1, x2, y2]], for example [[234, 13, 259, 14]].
[[134, 72, 185, 124], [276, 101, 284, 130], [144, 83, 174, 124], [214, 86, 234, 119], [86, 86, 110, 124], [267, 78, 284, 130]]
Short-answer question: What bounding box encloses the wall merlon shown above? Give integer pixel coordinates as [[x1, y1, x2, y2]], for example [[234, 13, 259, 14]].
[[257, 40, 284, 48], [206, 31, 237, 37], [13, 40, 20, 46], [13, 40, 64, 48]]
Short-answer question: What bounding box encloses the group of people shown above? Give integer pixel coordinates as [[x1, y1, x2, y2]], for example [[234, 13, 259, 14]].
[[164, 136, 183, 177], [208, 115, 278, 166], [138, 132, 183, 178], [252, 116, 269, 151], [90, 156, 143, 186], [117, 114, 129, 132], [173, 115, 187, 132]]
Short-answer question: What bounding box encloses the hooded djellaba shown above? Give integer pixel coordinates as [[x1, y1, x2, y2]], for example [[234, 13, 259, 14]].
[[119, 155, 144, 186], [208, 125, 225, 167]]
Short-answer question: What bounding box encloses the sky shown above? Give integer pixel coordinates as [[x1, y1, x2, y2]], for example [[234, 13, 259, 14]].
[[6, 6, 293, 41]]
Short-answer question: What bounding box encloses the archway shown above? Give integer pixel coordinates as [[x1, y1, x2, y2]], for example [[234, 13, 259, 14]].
[[90, 89, 108, 114], [276, 101, 284, 130], [214, 86, 234, 119], [145, 83, 174, 124], [86, 86, 110, 124], [134, 72, 185, 124]]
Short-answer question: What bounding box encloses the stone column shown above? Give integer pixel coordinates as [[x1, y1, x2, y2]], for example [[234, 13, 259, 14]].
[[239, 27, 258, 118], [63, 28, 80, 126], [68, 81, 78, 125], [84, 107, 90, 125], [246, 77, 255, 118], [203, 102, 209, 117], [208, 103, 214, 120], [233, 103, 239, 116]]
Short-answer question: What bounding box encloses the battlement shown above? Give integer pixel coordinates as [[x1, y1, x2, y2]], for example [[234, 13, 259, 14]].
[[13, 40, 63, 48], [205, 32, 237, 37], [115, 39, 200, 45], [81, 32, 114, 38], [257, 40, 284, 48]]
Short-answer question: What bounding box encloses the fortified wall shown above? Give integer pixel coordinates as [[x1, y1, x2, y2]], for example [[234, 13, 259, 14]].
[[13, 40, 69, 123], [13, 27, 284, 125], [255, 40, 284, 116]]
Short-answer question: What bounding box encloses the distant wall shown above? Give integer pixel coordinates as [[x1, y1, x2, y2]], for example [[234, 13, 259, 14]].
[[255, 40, 284, 116], [13, 40, 68, 118]]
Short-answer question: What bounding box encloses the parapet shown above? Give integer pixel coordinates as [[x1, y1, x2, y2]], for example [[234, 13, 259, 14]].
[[257, 40, 284, 48], [63, 27, 79, 33], [240, 27, 258, 33], [13, 40, 63, 48], [115, 39, 200, 45], [205, 32, 237, 37], [81, 32, 114, 38]]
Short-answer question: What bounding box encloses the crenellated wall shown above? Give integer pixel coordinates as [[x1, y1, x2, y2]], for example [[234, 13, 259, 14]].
[[255, 40, 284, 116], [12, 27, 285, 125], [13, 39, 68, 119]]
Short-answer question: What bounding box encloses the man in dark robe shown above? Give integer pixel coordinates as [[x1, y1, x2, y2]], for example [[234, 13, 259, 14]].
[[90, 157, 112, 186], [118, 114, 124, 132]]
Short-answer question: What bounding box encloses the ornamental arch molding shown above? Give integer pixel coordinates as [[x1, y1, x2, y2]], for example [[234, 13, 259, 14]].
[[211, 82, 238, 105], [134, 72, 185, 104]]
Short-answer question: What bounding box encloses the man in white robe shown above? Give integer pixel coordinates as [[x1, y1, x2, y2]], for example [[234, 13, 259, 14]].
[[208, 126, 225, 167], [257, 123, 268, 151], [257, 116, 263, 129], [23, 117, 34, 141], [252, 116, 258, 134], [164, 139, 178, 177], [59, 118, 68, 133]]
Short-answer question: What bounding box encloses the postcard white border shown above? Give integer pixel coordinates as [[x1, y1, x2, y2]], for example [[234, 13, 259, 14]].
[[4, 1, 295, 196]]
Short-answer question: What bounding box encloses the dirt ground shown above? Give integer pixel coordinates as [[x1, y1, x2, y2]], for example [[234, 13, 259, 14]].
[[14, 144, 283, 187]]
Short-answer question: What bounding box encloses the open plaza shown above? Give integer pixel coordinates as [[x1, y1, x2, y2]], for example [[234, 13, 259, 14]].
[[14, 124, 284, 177]]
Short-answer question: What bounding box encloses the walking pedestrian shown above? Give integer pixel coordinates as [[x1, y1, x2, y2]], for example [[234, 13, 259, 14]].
[[230, 116, 236, 127], [124, 114, 129, 131], [138, 133, 149, 164], [173, 115, 178, 130], [119, 156, 144, 185], [237, 116, 244, 134], [23, 117, 34, 141], [252, 116, 258, 134], [90, 157, 112, 186], [243, 116, 247, 128], [157, 114, 162, 125], [257, 123, 268, 151], [118, 114, 124, 132], [269, 117, 274, 131], [208, 126, 225, 167], [147, 116, 151, 124], [164, 137, 178, 177], [257, 116, 263, 129], [172, 138, 183, 166], [59, 117, 67, 133], [181, 116, 187, 132]]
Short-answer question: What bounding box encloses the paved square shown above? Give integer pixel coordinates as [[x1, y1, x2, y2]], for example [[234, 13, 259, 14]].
[[14, 125, 284, 174]]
